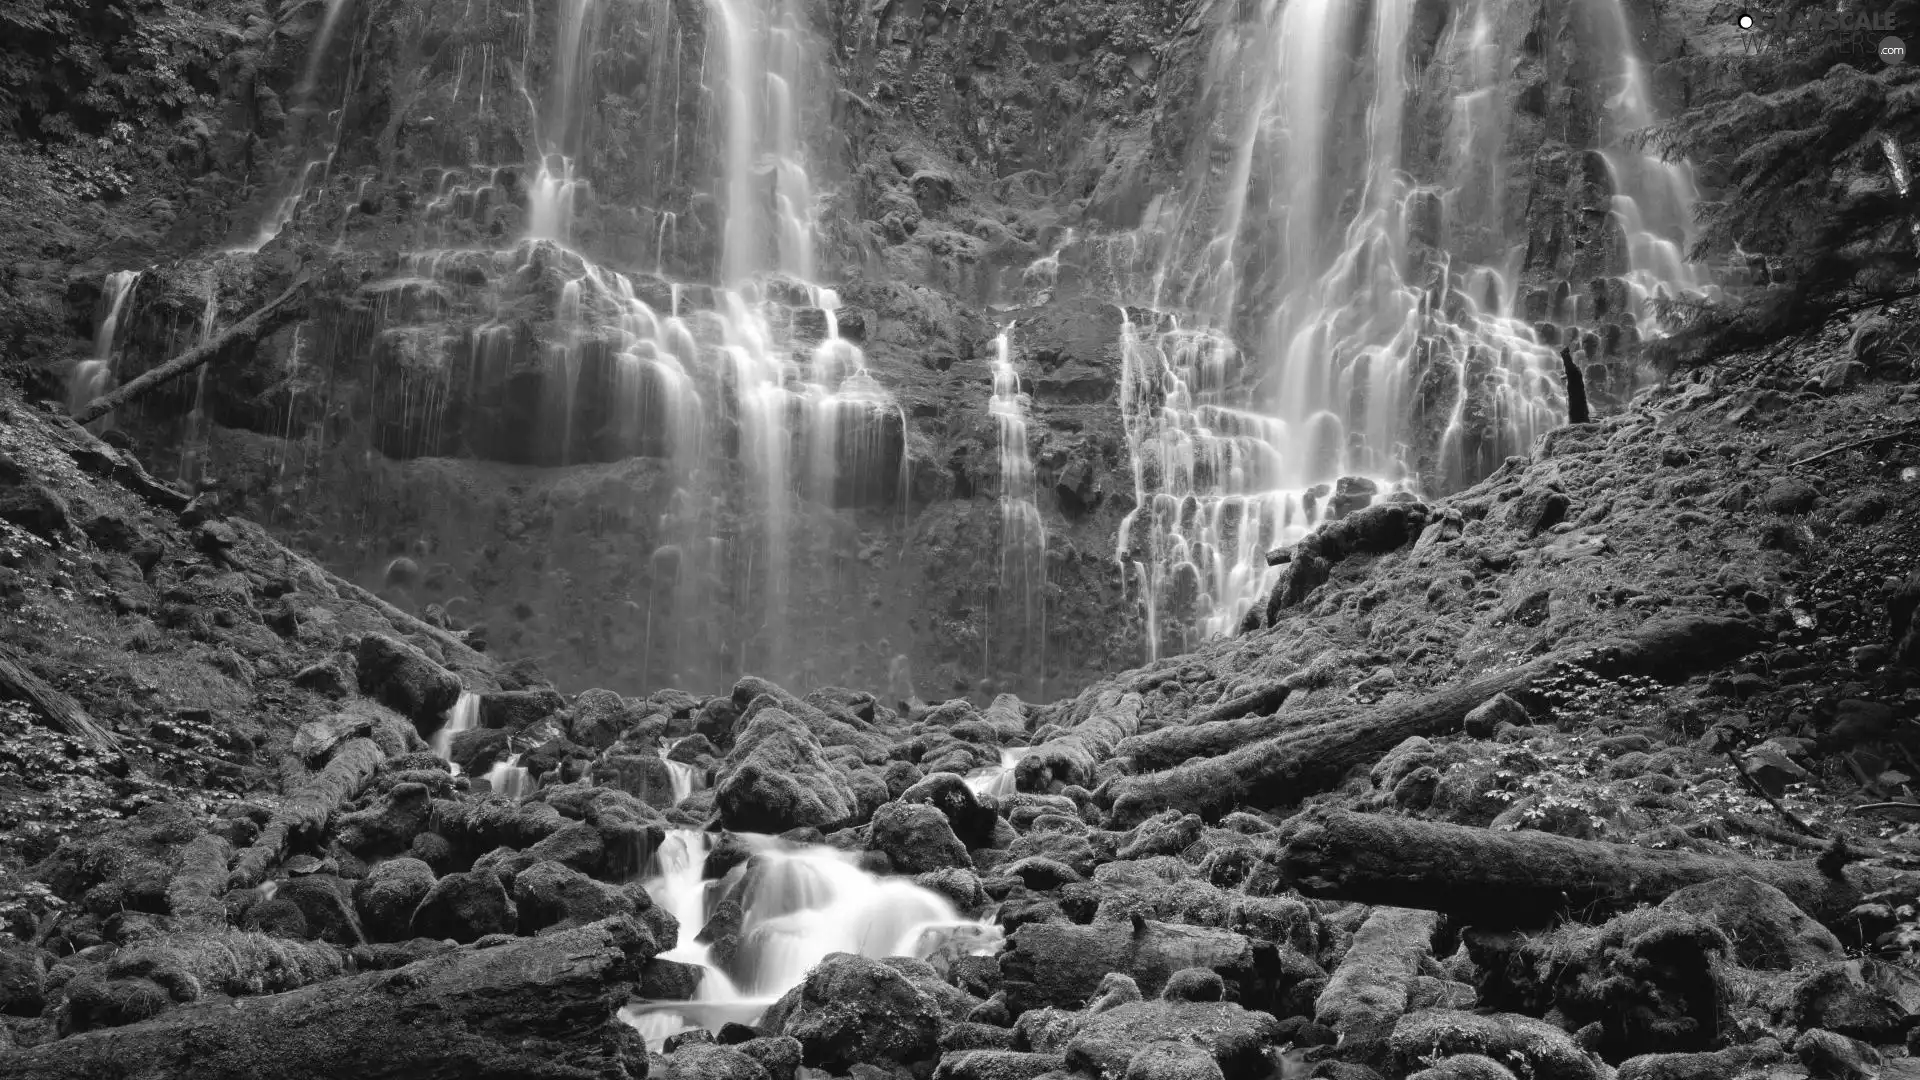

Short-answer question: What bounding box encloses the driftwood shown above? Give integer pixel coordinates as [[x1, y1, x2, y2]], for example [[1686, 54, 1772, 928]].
[[1105, 615, 1763, 825], [229, 738, 384, 889], [0, 645, 126, 755], [0, 917, 656, 1080], [72, 276, 310, 426], [1270, 807, 1862, 929]]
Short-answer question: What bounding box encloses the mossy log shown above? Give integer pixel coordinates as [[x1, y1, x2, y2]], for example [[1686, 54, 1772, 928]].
[[1017, 688, 1142, 792], [1116, 683, 1305, 771], [0, 646, 127, 756], [229, 738, 384, 889], [1315, 907, 1443, 1036], [1270, 807, 1862, 928], [0, 917, 654, 1080], [1105, 616, 1762, 825]]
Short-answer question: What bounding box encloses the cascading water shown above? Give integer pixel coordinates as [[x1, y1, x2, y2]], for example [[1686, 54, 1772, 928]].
[[621, 829, 999, 1049], [430, 690, 481, 766], [987, 326, 1048, 694], [662, 738, 704, 804], [67, 271, 140, 422], [482, 753, 534, 798], [330, 0, 903, 691], [177, 272, 226, 486], [963, 748, 1022, 800], [1111, 0, 1705, 660], [1591, 0, 1719, 339]]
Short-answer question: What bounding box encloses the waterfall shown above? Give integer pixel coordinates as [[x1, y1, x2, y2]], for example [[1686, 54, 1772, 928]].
[[1112, 0, 1706, 659], [67, 271, 140, 422], [988, 326, 1048, 693], [482, 753, 534, 799], [621, 829, 999, 1049], [963, 748, 1022, 800], [430, 690, 482, 767], [1591, 0, 1719, 338], [663, 737, 705, 804], [319, 0, 903, 690]]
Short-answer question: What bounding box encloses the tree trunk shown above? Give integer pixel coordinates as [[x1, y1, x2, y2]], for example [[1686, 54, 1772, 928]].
[[1561, 347, 1590, 424], [0, 646, 126, 756], [1270, 806, 1862, 929], [0, 917, 656, 1080], [72, 277, 309, 426], [1105, 615, 1762, 825]]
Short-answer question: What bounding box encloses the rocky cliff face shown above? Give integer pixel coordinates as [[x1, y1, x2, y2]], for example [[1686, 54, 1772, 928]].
[[27, 0, 1755, 698]]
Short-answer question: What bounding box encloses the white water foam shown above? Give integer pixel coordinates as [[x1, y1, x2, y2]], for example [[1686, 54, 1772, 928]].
[[620, 829, 1000, 1049]]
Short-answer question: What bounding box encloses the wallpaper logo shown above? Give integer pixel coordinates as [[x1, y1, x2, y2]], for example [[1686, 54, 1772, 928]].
[[1733, 9, 1904, 63]]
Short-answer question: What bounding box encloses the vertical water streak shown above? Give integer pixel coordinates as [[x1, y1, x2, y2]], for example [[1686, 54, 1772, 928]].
[[430, 690, 482, 766], [1592, 0, 1716, 336], [68, 271, 140, 422], [483, 753, 534, 798], [988, 326, 1047, 691]]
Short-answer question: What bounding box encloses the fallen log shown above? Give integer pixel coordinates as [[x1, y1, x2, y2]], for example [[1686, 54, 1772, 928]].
[[1018, 688, 1142, 792], [72, 275, 310, 426], [1105, 615, 1763, 824], [44, 414, 191, 512], [1315, 907, 1443, 1037], [999, 918, 1254, 1013], [317, 567, 491, 674], [1270, 807, 1862, 929], [0, 646, 127, 756], [0, 917, 656, 1080], [1116, 683, 1306, 771], [229, 737, 384, 889]]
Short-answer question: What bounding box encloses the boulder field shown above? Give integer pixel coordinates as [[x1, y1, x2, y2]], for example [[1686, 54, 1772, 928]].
[[0, 304, 1918, 1080]]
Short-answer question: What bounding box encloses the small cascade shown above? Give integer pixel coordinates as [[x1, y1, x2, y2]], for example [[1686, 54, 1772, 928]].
[[662, 738, 704, 804], [963, 748, 1022, 800], [177, 271, 225, 487], [430, 690, 482, 767], [621, 829, 1000, 1049], [987, 326, 1048, 693], [1019, 228, 1075, 304], [1592, 0, 1720, 339], [67, 271, 140, 422], [233, 0, 360, 253], [482, 753, 533, 799], [298, 0, 355, 95]]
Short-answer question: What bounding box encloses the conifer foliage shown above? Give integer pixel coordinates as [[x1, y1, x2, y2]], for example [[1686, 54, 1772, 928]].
[[1642, 0, 1920, 365]]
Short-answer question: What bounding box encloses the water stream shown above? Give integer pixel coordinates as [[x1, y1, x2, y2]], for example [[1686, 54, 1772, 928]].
[[963, 748, 1022, 800], [482, 753, 534, 798], [987, 325, 1048, 695], [67, 271, 141, 422], [429, 690, 482, 767], [620, 829, 997, 1049]]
